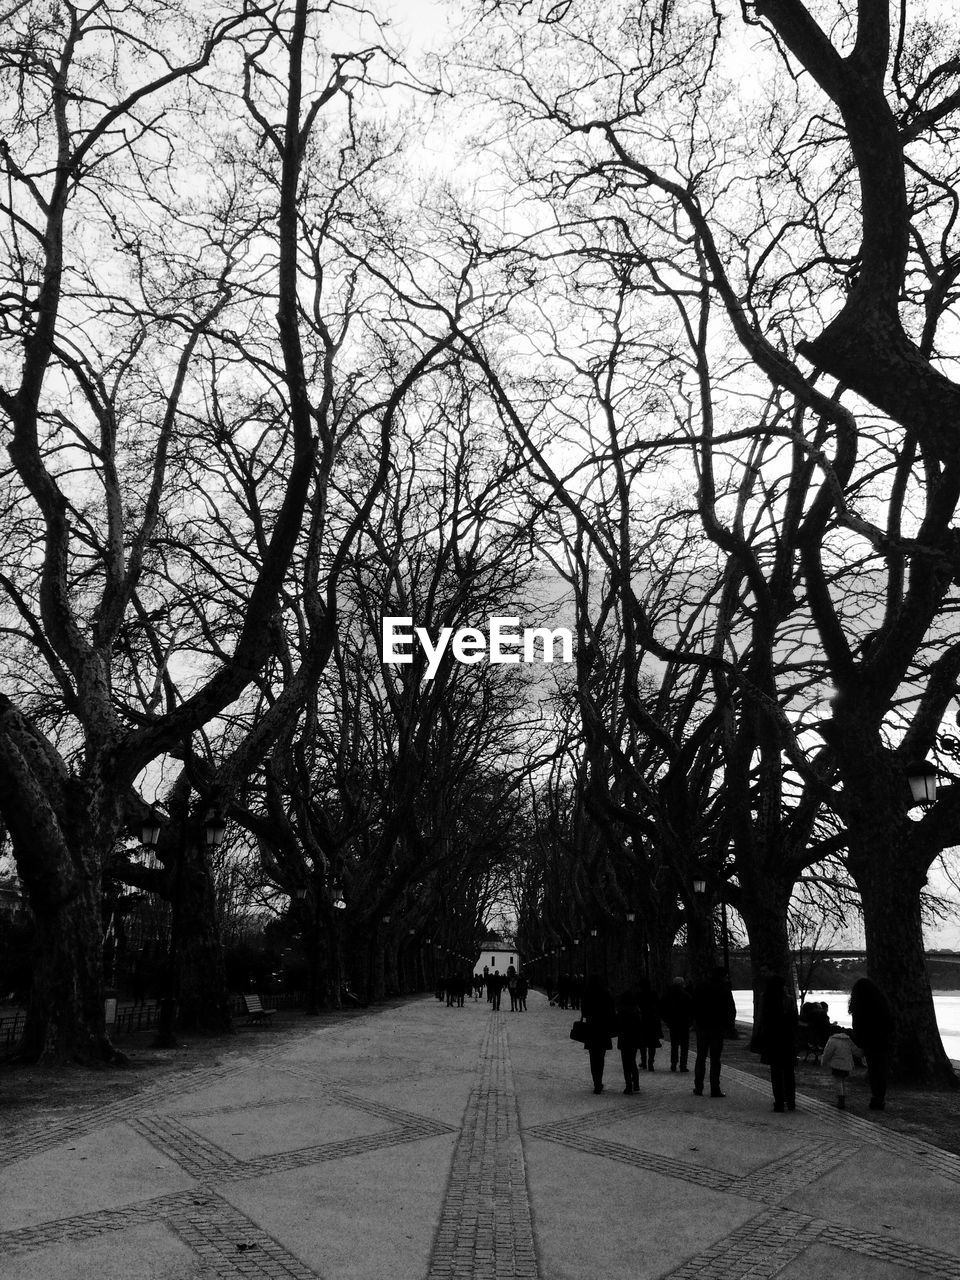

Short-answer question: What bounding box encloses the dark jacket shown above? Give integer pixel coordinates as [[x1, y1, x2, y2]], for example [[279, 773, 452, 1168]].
[[616, 991, 644, 1050], [692, 973, 736, 1035], [849, 979, 894, 1055], [638, 986, 663, 1046], [756, 978, 798, 1064], [581, 981, 616, 1050], [661, 983, 693, 1030]]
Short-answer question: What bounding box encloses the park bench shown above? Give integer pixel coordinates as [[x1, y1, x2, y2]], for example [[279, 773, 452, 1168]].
[[242, 993, 277, 1026]]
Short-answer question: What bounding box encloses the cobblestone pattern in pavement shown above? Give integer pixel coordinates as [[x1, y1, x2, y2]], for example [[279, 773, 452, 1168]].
[[0, 1188, 323, 1280], [426, 1014, 540, 1280], [0, 1045, 282, 1168], [726, 1063, 960, 1185], [662, 1207, 824, 1279], [166, 1191, 321, 1280], [0, 1050, 458, 1278], [662, 1204, 960, 1280], [529, 1071, 960, 1280], [5, 1007, 960, 1280]]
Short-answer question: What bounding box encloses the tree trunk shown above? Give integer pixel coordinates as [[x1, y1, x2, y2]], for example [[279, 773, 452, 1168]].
[[853, 852, 956, 1087], [685, 901, 718, 982], [175, 837, 231, 1034], [835, 731, 957, 1087], [19, 866, 121, 1063], [737, 877, 794, 1023]]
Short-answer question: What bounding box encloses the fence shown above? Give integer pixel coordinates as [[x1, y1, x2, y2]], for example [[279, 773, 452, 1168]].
[[0, 991, 310, 1049]]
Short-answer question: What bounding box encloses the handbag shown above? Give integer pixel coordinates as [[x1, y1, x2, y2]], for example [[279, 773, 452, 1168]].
[[570, 1019, 588, 1043]]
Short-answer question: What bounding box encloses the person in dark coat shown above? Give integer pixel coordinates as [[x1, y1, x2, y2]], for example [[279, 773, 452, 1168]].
[[507, 964, 519, 1011], [757, 975, 798, 1112], [580, 974, 616, 1093], [636, 976, 663, 1070], [616, 987, 643, 1093], [692, 966, 737, 1098], [516, 973, 528, 1011], [849, 977, 895, 1110], [489, 970, 503, 1011], [556, 972, 570, 1010], [661, 976, 693, 1072]]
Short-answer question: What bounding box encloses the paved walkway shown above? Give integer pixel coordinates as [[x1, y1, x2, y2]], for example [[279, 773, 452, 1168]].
[[2, 991, 960, 1279]]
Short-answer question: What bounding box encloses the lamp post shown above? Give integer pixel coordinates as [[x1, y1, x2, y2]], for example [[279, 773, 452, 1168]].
[[140, 812, 162, 852], [203, 811, 227, 850], [906, 759, 937, 808], [693, 872, 731, 972]]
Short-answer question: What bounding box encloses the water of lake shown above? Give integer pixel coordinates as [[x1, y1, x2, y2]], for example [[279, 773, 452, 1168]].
[[733, 989, 960, 1064]]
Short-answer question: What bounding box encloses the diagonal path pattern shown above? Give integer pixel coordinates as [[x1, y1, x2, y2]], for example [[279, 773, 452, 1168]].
[[3, 993, 960, 1279], [427, 1014, 540, 1280]]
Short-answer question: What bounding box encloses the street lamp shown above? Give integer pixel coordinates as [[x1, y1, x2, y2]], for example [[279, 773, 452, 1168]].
[[906, 759, 937, 808], [203, 811, 227, 848], [140, 811, 162, 850], [693, 876, 707, 896]]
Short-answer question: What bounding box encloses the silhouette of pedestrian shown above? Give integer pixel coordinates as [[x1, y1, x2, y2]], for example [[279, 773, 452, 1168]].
[[637, 976, 662, 1070], [516, 973, 528, 1011], [616, 987, 643, 1094], [507, 963, 519, 1011], [661, 976, 693, 1072], [756, 974, 798, 1112], [849, 977, 894, 1110], [581, 974, 616, 1094], [556, 972, 570, 1010], [692, 966, 736, 1098], [490, 969, 503, 1011]]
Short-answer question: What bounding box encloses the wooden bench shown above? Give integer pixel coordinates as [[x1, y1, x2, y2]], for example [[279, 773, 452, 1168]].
[[242, 994, 277, 1025]]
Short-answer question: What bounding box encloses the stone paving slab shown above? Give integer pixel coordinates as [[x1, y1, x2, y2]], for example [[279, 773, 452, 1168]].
[[3, 991, 960, 1279]]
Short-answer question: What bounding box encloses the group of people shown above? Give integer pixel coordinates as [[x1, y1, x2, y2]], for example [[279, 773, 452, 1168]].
[[576, 967, 736, 1097], [436, 964, 529, 1012], [575, 969, 895, 1113], [754, 974, 895, 1111]]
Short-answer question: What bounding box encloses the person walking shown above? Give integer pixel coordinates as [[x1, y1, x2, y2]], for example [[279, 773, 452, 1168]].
[[637, 976, 663, 1070], [580, 974, 616, 1094], [490, 969, 503, 1011], [820, 1026, 860, 1109], [756, 974, 798, 1112], [556, 972, 570, 1010], [849, 977, 895, 1110], [616, 986, 643, 1094], [516, 972, 528, 1011], [692, 966, 736, 1098], [661, 976, 693, 1072], [507, 963, 519, 1012]]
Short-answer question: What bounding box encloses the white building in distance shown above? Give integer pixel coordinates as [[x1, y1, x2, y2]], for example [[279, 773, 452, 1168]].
[[473, 946, 520, 976]]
